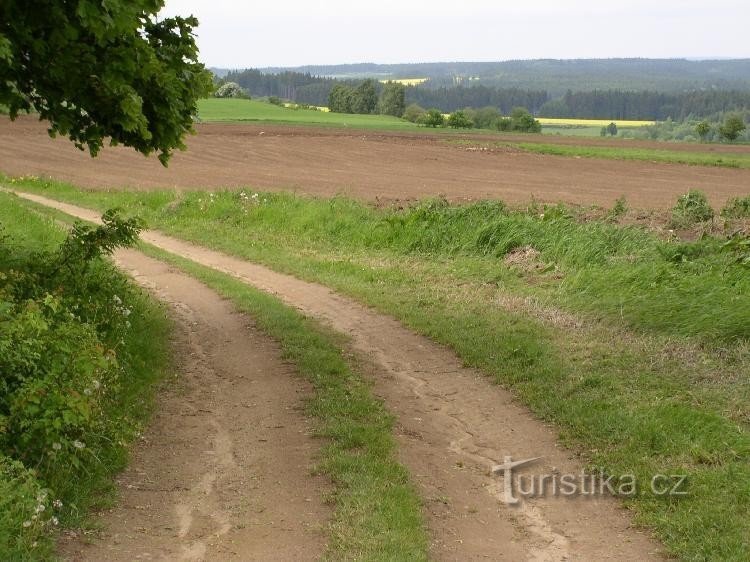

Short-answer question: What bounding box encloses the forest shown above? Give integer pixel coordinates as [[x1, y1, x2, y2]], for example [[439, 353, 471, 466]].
[[221, 67, 750, 121]]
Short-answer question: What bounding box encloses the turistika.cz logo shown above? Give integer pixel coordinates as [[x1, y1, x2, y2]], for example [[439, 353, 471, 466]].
[[491, 456, 688, 505]]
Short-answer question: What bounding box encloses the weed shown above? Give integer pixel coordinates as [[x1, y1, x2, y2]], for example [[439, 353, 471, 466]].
[[670, 190, 714, 228]]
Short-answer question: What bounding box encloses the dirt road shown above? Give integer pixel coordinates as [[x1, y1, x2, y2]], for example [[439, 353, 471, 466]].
[[17, 191, 663, 561], [2, 117, 748, 209], [58, 249, 331, 561]]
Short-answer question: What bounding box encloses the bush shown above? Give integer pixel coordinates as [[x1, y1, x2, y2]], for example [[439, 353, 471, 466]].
[[721, 196, 750, 218], [423, 108, 445, 128], [0, 209, 166, 559], [402, 103, 426, 123], [214, 82, 247, 99], [267, 96, 283, 106], [670, 190, 715, 228], [447, 110, 473, 129]]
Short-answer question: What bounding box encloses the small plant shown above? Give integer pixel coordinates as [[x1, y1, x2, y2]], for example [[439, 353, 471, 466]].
[[670, 190, 714, 228], [721, 196, 750, 219], [608, 196, 629, 220], [267, 96, 283, 106]]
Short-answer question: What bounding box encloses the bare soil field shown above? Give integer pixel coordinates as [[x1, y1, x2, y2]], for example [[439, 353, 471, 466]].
[[2, 117, 749, 209]]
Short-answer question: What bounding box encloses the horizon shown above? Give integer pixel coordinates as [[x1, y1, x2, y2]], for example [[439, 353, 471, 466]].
[[210, 56, 749, 72]]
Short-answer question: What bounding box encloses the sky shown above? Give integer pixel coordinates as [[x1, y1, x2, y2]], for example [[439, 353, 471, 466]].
[[161, 0, 749, 69]]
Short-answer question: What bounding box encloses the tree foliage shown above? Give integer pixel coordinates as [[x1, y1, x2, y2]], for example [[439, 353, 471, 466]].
[[695, 120, 711, 141], [379, 81, 406, 117], [447, 110, 473, 129], [0, 0, 213, 164], [718, 113, 746, 142], [423, 108, 445, 128], [214, 82, 247, 99], [402, 103, 426, 123]]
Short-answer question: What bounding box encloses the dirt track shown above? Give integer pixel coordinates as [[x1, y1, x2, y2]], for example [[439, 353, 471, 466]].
[[59, 249, 330, 561], [2, 117, 749, 209], [19, 191, 664, 561]]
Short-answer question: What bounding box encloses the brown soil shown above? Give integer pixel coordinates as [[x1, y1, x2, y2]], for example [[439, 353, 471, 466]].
[[58, 249, 331, 561], [20, 191, 665, 561], [2, 117, 749, 209]]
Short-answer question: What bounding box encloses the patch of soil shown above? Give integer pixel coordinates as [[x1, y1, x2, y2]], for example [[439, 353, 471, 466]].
[[2, 117, 749, 210]]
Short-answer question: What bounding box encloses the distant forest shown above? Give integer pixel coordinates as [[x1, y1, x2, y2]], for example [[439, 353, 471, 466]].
[[220, 59, 750, 121]]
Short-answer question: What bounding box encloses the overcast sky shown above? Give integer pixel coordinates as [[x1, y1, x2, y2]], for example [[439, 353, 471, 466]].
[[161, 0, 749, 68]]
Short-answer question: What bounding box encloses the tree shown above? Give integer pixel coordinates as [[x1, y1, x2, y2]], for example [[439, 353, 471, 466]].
[[447, 110, 473, 129], [214, 82, 247, 99], [403, 103, 426, 123], [718, 114, 746, 142], [509, 107, 542, 133], [328, 84, 354, 113], [472, 106, 500, 129], [695, 120, 711, 141], [379, 82, 406, 117], [0, 0, 213, 165], [606, 122, 618, 136], [423, 108, 445, 128], [351, 79, 378, 114]]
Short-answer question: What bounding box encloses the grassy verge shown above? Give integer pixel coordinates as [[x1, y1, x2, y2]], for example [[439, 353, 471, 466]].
[[0, 192, 171, 560], [467, 140, 750, 169], [6, 181, 750, 560], [15, 197, 429, 561]]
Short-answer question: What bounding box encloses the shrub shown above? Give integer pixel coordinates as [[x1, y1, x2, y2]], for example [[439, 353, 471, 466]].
[[670, 190, 714, 228], [0, 210, 156, 558], [423, 108, 445, 128], [721, 196, 750, 219], [447, 110, 473, 129], [214, 82, 247, 99], [268, 96, 283, 106], [402, 103, 426, 123]]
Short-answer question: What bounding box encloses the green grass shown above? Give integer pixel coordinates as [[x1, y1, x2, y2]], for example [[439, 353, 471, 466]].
[[198, 98, 421, 131], [6, 181, 750, 560], [13, 194, 429, 561], [0, 192, 172, 560], [447, 138, 750, 168], [516, 141, 750, 168]]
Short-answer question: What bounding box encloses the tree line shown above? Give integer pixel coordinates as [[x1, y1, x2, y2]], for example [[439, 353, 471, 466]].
[[328, 80, 406, 117], [541, 89, 750, 121], [219, 69, 750, 121]]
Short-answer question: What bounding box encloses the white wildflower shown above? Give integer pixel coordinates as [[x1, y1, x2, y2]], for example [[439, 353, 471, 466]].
[[52, 442, 62, 451], [73, 440, 85, 449], [35, 504, 45, 514], [51, 517, 59, 526], [53, 499, 63, 509], [22, 521, 32, 528]]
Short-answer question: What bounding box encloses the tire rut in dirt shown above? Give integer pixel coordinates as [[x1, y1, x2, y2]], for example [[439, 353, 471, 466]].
[[58, 249, 330, 562]]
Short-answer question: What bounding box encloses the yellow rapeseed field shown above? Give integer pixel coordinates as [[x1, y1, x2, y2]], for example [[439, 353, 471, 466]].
[[537, 117, 654, 127], [379, 78, 429, 86]]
